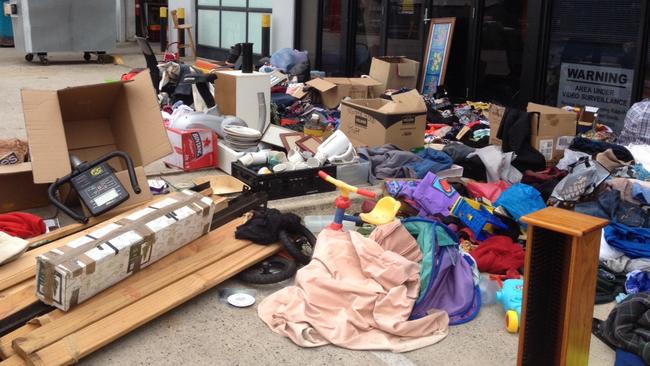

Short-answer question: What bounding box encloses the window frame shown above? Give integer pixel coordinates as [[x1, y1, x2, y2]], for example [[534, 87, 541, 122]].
[[195, 0, 272, 60]]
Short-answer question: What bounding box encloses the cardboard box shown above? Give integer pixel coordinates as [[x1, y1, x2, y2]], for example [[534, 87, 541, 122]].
[[36, 190, 216, 311], [214, 70, 270, 132], [339, 90, 427, 150], [21, 72, 170, 209], [303, 77, 382, 109], [164, 128, 218, 171], [528, 103, 578, 163], [489, 103, 577, 164], [369, 57, 420, 95], [0, 163, 49, 213], [488, 104, 506, 146]]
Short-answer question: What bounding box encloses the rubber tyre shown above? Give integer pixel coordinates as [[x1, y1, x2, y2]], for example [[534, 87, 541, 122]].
[[238, 255, 297, 285], [25, 53, 33, 62], [83, 52, 91, 61], [279, 225, 316, 265]]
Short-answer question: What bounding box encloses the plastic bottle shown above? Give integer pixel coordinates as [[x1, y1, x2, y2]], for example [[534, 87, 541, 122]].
[[479, 274, 499, 305], [304, 215, 356, 234]]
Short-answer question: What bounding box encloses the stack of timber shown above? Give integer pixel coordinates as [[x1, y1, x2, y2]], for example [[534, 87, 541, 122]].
[[0, 195, 279, 366]]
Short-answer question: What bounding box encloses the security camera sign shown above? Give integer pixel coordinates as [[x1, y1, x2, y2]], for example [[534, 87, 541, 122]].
[[557, 63, 634, 131]]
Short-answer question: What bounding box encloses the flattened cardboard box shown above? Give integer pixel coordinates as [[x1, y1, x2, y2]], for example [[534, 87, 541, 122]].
[[36, 191, 216, 311], [339, 90, 427, 150]]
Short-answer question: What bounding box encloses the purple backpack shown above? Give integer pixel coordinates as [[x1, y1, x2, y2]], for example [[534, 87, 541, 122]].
[[407, 219, 481, 325]]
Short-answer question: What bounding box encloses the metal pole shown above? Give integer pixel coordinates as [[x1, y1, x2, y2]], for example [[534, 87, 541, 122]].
[[261, 14, 271, 57], [178, 7, 185, 57], [160, 7, 168, 53]]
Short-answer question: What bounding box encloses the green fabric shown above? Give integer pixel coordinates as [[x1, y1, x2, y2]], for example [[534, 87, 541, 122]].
[[435, 226, 456, 246], [404, 221, 435, 299]]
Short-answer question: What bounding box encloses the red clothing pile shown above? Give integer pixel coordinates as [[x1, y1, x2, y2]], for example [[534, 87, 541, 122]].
[[471, 235, 524, 276]]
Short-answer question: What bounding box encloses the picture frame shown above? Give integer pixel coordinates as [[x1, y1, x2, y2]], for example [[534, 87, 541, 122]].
[[420, 17, 456, 97]]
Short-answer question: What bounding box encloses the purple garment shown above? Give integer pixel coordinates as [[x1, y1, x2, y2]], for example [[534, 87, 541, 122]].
[[410, 246, 480, 325], [412, 172, 460, 216]]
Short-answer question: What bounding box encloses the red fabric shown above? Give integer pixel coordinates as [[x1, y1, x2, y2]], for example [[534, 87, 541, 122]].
[[0, 212, 46, 239], [470, 235, 525, 275], [466, 180, 511, 202]]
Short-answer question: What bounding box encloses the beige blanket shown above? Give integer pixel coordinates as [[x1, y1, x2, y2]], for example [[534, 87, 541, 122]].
[[258, 221, 449, 352]]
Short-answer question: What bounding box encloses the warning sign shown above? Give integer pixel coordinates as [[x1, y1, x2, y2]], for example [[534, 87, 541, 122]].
[[557, 63, 634, 131]]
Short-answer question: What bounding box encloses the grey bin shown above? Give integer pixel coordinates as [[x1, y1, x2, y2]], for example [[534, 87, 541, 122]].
[[7, 0, 116, 63]]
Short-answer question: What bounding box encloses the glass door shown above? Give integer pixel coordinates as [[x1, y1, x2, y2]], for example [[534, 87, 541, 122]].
[[320, 0, 350, 76], [354, 0, 384, 75], [543, 0, 641, 132], [428, 0, 474, 98], [475, 0, 529, 105]]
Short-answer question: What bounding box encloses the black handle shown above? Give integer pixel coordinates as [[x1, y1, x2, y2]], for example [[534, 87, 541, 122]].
[[48, 179, 88, 223], [91, 151, 142, 194], [48, 151, 142, 224]]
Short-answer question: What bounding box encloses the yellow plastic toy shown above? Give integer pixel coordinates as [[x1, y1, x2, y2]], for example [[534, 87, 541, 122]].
[[318, 170, 401, 230]]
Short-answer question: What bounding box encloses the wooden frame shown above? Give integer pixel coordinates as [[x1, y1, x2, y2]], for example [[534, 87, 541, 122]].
[[420, 17, 456, 97], [280, 132, 305, 153]]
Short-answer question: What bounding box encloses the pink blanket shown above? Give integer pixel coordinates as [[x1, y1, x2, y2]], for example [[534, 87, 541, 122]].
[[258, 221, 449, 352]]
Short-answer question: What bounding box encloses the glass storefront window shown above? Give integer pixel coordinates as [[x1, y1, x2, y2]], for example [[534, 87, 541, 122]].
[[545, 0, 641, 132], [198, 10, 220, 48], [221, 11, 247, 48], [222, 0, 246, 6], [248, 12, 263, 53], [249, 0, 272, 8]]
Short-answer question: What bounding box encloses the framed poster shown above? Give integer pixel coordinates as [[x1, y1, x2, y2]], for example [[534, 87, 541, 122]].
[[420, 17, 456, 97]]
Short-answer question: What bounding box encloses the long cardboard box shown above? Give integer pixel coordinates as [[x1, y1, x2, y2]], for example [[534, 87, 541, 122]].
[[35, 191, 216, 311]]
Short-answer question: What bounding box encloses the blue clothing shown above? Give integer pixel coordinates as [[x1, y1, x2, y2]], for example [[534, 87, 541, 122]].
[[605, 223, 650, 259], [632, 182, 650, 204], [404, 148, 453, 179], [495, 183, 546, 227]]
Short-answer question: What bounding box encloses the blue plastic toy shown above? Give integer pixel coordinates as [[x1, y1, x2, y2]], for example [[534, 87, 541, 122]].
[[496, 278, 524, 333], [451, 197, 508, 241]]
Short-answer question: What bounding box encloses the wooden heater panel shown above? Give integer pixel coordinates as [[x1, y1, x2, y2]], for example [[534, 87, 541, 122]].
[[518, 207, 608, 366]]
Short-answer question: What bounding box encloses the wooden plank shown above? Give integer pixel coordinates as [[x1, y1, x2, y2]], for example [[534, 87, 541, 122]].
[[0, 194, 226, 292], [0, 283, 37, 322], [0, 303, 53, 341], [0, 313, 62, 359], [13, 216, 246, 358], [0, 355, 25, 366], [27, 223, 87, 249], [0, 324, 36, 359], [25, 243, 280, 366]]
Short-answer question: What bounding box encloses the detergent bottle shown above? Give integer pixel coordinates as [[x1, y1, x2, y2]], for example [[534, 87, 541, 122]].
[[496, 278, 524, 333]]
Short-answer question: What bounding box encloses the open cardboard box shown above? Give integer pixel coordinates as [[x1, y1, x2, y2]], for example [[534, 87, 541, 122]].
[[339, 90, 427, 150], [20, 72, 170, 211], [299, 77, 382, 109], [369, 56, 420, 95]]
